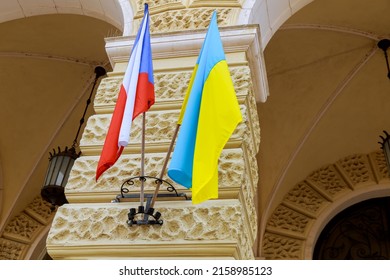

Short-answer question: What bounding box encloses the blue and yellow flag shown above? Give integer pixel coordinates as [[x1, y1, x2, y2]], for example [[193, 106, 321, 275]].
[[167, 11, 242, 204]]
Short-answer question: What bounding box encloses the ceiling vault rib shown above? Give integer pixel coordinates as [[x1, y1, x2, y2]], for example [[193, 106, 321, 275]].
[[0, 72, 98, 233], [280, 23, 382, 40], [0, 51, 107, 67], [258, 45, 378, 255]]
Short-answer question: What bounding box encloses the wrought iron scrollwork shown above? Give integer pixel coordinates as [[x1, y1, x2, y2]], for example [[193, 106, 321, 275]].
[[314, 197, 390, 260], [116, 175, 186, 201], [113, 176, 189, 226]]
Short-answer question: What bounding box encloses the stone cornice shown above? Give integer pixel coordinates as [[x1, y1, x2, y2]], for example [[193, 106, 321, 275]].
[[105, 24, 269, 102]]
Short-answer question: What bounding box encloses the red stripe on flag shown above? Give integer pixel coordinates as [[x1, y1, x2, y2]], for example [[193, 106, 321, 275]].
[[96, 85, 127, 180], [133, 73, 155, 120]]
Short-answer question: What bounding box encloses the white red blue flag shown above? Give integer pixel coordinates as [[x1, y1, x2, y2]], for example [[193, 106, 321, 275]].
[[96, 4, 154, 180]]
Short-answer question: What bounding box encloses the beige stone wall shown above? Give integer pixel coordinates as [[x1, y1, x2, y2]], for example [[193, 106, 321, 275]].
[[47, 200, 253, 259], [46, 24, 264, 259]]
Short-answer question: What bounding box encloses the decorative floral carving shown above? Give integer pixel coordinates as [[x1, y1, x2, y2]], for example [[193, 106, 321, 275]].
[[47, 202, 254, 259], [25, 196, 54, 225], [188, 0, 244, 8], [66, 149, 248, 194], [137, 8, 237, 34], [134, 0, 185, 18], [263, 233, 303, 259], [241, 171, 257, 238], [267, 205, 310, 234], [3, 213, 43, 244], [81, 111, 180, 146], [93, 77, 121, 108], [0, 238, 26, 260], [370, 150, 390, 181], [247, 89, 260, 151], [307, 165, 349, 197], [336, 154, 374, 186], [94, 67, 252, 110], [85, 69, 255, 150], [284, 182, 327, 215]]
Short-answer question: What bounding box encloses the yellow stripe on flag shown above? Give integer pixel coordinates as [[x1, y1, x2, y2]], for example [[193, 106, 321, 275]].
[[192, 60, 242, 204]]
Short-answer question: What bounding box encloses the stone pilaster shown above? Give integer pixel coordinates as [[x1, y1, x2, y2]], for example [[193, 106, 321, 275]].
[[47, 25, 266, 259]]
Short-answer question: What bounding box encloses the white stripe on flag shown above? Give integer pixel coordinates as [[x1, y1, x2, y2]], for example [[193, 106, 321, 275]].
[[118, 13, 149, 147]]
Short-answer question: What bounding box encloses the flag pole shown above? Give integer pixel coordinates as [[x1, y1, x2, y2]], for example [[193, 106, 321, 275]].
[[140, 112, 146, 207], [149, 124, 180, 208]]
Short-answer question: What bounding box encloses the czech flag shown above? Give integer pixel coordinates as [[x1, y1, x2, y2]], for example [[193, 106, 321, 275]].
[[167, 11, 242, 204], [96, 4, 154, 180]]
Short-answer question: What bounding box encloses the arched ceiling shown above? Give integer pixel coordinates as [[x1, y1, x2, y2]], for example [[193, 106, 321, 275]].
[[257, 0, 390, 228], [1, 0, 390, 260], [0, 13, 121, 229], [0, 0, 124, 30]]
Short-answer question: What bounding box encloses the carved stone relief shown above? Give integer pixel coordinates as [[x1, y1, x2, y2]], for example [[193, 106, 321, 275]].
[[284, 182, 329, 216], [148, 8, 238, 33], [25, 196, 54, 225], [369, 150, 389, 182], [263, 233, 303, 260], [0, 196, 55, 259], [306, 164, 350, 198], [263, 152, 390, 259], [0, 238, 27, 260], [3, 213, 43, 244], [67, 149, 246, 195], [94, 67, 252, 111], [267, 205, 310, 234], [335, 154, 375, 187], [47, 201, 254, 259]]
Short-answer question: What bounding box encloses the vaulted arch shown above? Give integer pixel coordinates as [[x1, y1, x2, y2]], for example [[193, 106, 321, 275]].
[[262, 150, 390, 259], [0, 0, 126, 32]]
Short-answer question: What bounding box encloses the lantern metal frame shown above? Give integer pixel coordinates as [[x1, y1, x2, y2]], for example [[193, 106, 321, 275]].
[[379, 131, 390, 176], [377, 39, 390, 79], [41, 146, 80, 210], [41, 66, 106, 210]]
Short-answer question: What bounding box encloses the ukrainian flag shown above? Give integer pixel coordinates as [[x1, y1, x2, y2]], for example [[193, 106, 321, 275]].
[[168, 11, 242, 204]]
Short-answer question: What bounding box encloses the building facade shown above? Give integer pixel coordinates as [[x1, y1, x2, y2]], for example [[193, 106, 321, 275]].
[[1, 0, 389, 260]]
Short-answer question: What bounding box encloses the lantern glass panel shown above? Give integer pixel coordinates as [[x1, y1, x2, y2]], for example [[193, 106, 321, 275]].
[[62, 158, 76, 187], [56, 156, 71, 186], [384, 140, 390, 174], [50, 156, 64, 186], [44, 156, 57, 186]]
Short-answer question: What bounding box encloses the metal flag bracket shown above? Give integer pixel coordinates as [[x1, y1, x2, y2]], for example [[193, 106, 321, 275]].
[[112, 175, 188, 226]]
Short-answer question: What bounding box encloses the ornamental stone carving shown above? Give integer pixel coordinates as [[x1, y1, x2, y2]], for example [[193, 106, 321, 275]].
[[264, 152, 390, 259], [267, 205, 310, 235], [25, 196, 54, 225], [134, 0, 185, 18], [335, 154, 375, 187], [306, 165, 350, 198], [369, 150, 389, 182], [263, 233, 303, 260], [47, 201, 254, 259], [0, 238, 27, 260], [134, 8, 238, 34], [0, 196, 55, 259], [66, 148, 246, 196], [94, 67, 252, 111], [284, 182, 329, 215], [3, 212, 43, 244]]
